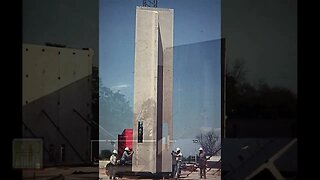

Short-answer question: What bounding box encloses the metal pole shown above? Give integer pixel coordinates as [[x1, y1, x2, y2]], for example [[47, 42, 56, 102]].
[[195, 146, 197, 163], [192, 139, 198, 163]]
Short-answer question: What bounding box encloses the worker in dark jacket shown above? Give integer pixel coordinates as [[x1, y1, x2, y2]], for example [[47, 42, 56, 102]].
[[198, 147, 207, 179], [120, 147, 134, 165]]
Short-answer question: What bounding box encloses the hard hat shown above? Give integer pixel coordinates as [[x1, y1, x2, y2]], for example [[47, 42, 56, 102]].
[[176, 147, 181, 151], [199, 147, 203, 151], [113, 150, 117, 154], [125, 147, 129, 151]]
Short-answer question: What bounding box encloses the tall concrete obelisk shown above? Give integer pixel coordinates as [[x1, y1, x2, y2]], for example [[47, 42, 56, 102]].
[[132, 6, 173, 173]]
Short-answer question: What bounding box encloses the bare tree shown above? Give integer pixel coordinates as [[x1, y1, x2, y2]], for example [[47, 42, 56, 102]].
[[196, 130, 221, 156]]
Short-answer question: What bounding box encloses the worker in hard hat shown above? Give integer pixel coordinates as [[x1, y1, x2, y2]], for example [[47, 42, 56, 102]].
[[108, 150, 118, 179], [120, 147, 134, 165], [171, 147, 183, 178], [198, 147, 207, 179]]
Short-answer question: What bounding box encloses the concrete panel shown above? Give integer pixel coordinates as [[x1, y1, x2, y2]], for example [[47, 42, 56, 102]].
[[133, 7, 173, 173], [58, 50, 76, 85], [158, 8, 174, 173], [59, 76, 91, 163], [23, 44, 59, 105], [133, 8, 159, 173], [22, 44, 94, 106], [156, 8, 174, 173], [156, 8, 174, 50], [22, 90, 63, 165], [59, 48, 93, 85], [162, 47, 173, 172], [22, 43, 93, 166], [22, 77, 92, 165]]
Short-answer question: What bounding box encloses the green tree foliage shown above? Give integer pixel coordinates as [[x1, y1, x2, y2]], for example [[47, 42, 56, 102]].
[[226, 59, 297, 120], [92, 66, 99, 124], [99, 81, 133, 138]]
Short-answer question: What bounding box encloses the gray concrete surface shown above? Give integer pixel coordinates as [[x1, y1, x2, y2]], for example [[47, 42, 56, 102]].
[[133, 6, 174, 173]]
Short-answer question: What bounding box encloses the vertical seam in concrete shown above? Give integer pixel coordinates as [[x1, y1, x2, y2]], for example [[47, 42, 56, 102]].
[[156, 25, 163, 173]]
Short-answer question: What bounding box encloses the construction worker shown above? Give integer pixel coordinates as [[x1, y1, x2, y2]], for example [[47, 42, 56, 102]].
[[120, 147, 134, 165], [198, 147, 207, 179], [171, 147, 183, 178], [107, 150, 118, 179]]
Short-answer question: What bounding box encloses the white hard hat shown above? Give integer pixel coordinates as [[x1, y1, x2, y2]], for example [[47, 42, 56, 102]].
[[113, 150, 117, 154], [199, 147, 203, 151], [125, 147, 129, 151], [176, 147, 181, 151]]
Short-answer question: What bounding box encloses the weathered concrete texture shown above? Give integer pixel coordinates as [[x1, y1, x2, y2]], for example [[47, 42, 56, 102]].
[[23, 44, 93, 106], [22, 44, 93, 166], [133, 7, 173, 173]]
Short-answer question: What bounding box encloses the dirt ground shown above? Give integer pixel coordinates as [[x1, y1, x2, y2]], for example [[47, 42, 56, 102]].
[[99, 167, 221, 180], [22, 166, 221, 179]]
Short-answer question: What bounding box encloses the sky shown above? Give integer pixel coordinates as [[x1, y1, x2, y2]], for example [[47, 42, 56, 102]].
[[99, 0, 221, 156], [172, 40, 221, 156], [222, 0, 297, 94], [23, 0, 99, 66]]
